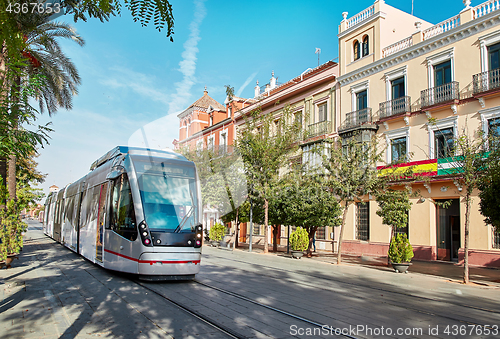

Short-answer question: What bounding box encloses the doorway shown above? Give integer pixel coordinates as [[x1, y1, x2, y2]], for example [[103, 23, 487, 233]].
[[436, 199, 460, 261]]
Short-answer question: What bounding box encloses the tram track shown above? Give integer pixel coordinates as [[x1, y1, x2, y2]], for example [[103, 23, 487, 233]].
[[135, 279, 361, 339], [202, 253, 500, 326]]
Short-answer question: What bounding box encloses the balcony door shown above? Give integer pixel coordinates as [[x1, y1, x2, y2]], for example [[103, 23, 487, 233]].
[[356, 90, 367, 110]]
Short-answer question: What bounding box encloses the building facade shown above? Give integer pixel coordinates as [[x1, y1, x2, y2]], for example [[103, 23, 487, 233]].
[[234, 61, 339, 250], [337, 0, 500, 267]]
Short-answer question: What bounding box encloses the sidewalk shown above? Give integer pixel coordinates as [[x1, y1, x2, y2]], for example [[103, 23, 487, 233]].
[[222, 241, 500, 287]]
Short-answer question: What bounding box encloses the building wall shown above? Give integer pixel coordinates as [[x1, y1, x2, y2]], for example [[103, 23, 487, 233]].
[[337, 1, 500, 266]]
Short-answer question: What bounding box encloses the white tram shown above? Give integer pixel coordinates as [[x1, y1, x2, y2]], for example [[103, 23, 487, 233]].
[[44, 146, 203, 280]]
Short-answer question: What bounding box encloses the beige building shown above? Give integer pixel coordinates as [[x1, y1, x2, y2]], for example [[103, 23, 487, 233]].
[[337, 0, 500, 267], [234, 61, 339, 250]]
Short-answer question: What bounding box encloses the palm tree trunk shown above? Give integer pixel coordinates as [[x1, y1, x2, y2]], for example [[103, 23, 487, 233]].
[[337, 202, 350, 265], [264, 198, 269, 253]]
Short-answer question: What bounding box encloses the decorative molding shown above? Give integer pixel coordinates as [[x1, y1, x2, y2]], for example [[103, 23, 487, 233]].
[[383, 121, 389, 130], [337, 11, 500, 87], [454, 180, 463, 191], [425, 111, 432, 118], [423, 183, 431, 193], [451, 104, 458, 114], [404, 116, 410, 125], [478, 97, 486, 108]]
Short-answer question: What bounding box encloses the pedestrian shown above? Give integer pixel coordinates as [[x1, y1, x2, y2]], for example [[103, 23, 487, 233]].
[[312, 235, 316, 252]]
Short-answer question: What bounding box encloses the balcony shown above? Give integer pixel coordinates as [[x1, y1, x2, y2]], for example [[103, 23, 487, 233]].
[[339, 108, 377, 134], [307, 120, 332, 138], [420, 82, 459, 109], [379, 96, 411, 119], [473, 68, 500, 95]]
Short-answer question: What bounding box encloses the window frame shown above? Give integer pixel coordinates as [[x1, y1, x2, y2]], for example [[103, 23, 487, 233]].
[[427, 116, 458, 160], [353, 40, 361, 61], [362, 35, 369, 57], [426, 47, 455, 89], [480, 107, 500, 150], [479, 30, 500, 72], [356, 201, 370, 241]]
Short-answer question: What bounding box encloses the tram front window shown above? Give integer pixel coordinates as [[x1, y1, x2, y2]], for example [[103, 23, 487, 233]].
[[110, 174, 138, 241], [138, 172, 198, 232]]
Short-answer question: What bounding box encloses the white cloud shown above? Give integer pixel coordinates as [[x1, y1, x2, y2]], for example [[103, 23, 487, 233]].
[[168, 0, 207, 115], [100, 67, 171, 106], [236, 72, 258, 97]]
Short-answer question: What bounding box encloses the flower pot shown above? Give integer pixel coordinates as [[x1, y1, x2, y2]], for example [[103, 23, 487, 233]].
[[391, 262, 411, 273], [291, 250, 304, 259]]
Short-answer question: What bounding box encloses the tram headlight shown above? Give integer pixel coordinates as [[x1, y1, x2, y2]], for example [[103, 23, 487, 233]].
[[139, 220, 153, 247]]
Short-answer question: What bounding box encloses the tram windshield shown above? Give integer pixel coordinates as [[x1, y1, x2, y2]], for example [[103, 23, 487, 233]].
[[134, 158, 199, 232]]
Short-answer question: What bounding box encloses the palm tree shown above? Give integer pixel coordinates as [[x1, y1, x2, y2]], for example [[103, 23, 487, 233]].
[[3, 13, 84, 200]]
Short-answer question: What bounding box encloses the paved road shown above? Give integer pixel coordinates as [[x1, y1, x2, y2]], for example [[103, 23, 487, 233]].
[[1, 220, 499, 338]]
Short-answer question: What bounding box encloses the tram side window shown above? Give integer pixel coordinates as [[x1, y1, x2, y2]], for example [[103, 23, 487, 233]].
[[110, 174, 137, 241]]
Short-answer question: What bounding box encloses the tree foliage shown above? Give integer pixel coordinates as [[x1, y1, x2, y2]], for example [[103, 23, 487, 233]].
[[322, 134, 383, 264], [375, 189, 412, 230], [478, 145, 500, 232], [236, 105, 300, 253]]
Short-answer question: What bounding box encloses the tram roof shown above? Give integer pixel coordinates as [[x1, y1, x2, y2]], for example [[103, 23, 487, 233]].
[[90, 146, 187, 171]]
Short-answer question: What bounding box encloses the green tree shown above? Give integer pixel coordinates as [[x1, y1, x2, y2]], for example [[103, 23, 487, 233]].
[[237, 106, 300, 253], [478, 150, 500, 231], [322, 135, 383, 264], [280, 171, 341, 255], [429, 120, 495, 284]]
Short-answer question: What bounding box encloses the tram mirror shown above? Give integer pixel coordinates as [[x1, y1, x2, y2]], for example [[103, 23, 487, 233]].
[[106, 169, 124, 180]]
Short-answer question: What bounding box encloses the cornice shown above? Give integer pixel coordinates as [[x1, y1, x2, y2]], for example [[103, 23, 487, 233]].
[[338, 10, 500, 87]]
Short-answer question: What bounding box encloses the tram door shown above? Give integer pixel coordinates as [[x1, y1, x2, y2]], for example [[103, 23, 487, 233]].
[[95, 182, 108, 262], [436, 199, 460, 261]]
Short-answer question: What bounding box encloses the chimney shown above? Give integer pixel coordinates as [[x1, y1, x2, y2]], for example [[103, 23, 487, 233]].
[[254, 80, 260, 98]]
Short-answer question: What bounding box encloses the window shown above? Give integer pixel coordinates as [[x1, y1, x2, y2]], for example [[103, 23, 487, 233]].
[[489, 117, 500, 148], [493, 229, 500, 249], [207, 136, 214, 151], [316, 226, 326, 240], [294, 112, 302, 128], [391, 77, 405, 100], [318, 103, 327, 122], [220, 132, 227, 153], [356, 90, 367, 110], [353, 40, 360, 60], [356, 202, 369, 241], [434, 60, 452, 87], [110, 174, 138, 241], [302, 142, 329, 173], [362, 35, 369, 57], [391, 137, 407, 162], [253, 224, 260, 235], [435, 128, 455, 159], [209, 115, 213, 126], [488, 42, 500, 71]]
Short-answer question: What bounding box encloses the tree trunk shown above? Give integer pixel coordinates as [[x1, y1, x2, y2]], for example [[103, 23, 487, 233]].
[[264, 198, 269, 253], [0, 157, 6, 208], [337, 202, 350, 265], [8, 154, 16, 201], [463, 193, 471, 284]]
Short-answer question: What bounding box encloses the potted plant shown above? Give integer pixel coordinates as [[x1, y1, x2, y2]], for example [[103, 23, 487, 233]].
[[289, 226, 309, 259], [209, 222, 225, 247], [388, 233, 414, 273]]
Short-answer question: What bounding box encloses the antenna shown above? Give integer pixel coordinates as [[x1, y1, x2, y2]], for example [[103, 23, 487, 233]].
[[315, 48, 321, 67]]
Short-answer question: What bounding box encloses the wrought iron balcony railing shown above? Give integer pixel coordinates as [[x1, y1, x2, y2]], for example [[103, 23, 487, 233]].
[[307, 120, 332, 138], [379, 96, 411, 119], [420, 81, 459, 109], [339, 108, 373, 131], [473, 68, 500, 95]]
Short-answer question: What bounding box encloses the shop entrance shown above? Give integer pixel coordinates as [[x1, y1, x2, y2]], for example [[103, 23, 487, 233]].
[[436, 199, 460, 261]]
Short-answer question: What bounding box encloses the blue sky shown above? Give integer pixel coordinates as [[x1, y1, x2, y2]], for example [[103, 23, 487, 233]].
[[35, 0, 470, 197]]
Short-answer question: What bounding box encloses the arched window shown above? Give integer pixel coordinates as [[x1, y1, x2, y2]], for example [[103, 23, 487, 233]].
[[353, 40, 360, 60], [362, 35, 369, 57]]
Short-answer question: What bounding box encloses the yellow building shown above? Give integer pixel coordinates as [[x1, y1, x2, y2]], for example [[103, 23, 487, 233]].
[[337, 0, 500, 267]]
